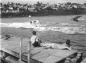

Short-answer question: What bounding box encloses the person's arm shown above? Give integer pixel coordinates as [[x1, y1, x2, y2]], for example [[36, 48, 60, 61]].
[[35, 36, 39, 42]]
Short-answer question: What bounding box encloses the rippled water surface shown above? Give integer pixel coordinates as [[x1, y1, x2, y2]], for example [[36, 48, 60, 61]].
[[1, 15, 86, 58]]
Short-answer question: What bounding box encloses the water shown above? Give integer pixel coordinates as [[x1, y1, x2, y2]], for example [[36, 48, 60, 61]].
[[1, 15, 86, 24], [1, 15, 86, 58]]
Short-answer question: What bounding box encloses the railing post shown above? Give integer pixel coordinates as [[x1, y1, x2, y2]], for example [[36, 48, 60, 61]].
[[19, 37, 23, 63], [28, 40, 31, 63]]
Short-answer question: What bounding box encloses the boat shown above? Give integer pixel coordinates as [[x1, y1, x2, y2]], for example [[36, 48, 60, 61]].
[[73, 16, 84, 22]]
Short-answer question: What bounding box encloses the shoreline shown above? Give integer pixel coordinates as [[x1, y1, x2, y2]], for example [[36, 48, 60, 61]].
[[1, 12, 86, 18]]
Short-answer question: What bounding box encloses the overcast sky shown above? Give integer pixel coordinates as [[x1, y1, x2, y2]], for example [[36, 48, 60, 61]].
[[1, 0, 86, 4]]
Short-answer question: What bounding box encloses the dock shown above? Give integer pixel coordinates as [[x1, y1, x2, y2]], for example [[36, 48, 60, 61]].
[[0, 47, 77, 63], [31, 47, 77, 63], [0, 37, 77, 63]]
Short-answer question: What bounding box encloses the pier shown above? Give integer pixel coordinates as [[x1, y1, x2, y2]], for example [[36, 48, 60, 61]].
[[0, 37, 78, 63]]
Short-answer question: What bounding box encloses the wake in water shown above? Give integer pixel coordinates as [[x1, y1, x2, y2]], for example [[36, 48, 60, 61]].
[[0, 20, 86, 34], [0, 20, 40, 28]]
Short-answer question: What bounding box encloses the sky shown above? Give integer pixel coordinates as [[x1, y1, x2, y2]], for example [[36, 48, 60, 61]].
[[1, 0, 86, 4]]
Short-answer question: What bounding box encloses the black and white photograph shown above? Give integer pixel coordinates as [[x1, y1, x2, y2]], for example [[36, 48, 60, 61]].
[[0, 0, 86, 63]]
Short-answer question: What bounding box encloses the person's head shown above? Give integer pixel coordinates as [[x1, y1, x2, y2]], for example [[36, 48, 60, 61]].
[[66, 39, 70, 47], [32, 31, 36, 35]]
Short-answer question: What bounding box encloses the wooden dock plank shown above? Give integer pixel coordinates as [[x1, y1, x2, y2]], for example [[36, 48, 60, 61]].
[[0, 48, 28, 62], [32, 49, 50, 62], [32, 48, 77, 63], [52, 50, 77, 57], [0, 47, 77, 63], [31, 47, 45, 55], [44, 56, 61, 63], [0, 38, 77, 63], [0, 48, 19, 58]]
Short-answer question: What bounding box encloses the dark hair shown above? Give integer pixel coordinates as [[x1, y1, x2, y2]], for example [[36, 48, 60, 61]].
[[66, 40, 70, 47], [32, 31, 36, 35]]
